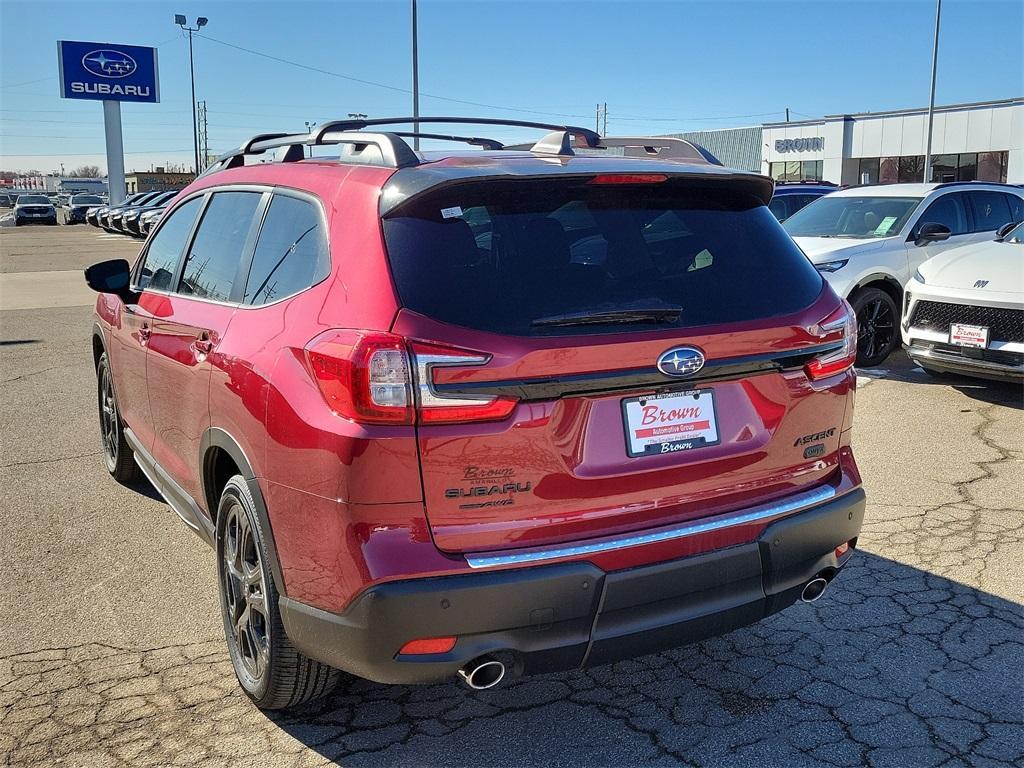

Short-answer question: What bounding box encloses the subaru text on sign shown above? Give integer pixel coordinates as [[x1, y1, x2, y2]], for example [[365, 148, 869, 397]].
[[57, 40, 159, 103]]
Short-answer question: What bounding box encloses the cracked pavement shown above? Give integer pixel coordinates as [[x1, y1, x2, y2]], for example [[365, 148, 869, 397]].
[[1, 227, 1022, 767]]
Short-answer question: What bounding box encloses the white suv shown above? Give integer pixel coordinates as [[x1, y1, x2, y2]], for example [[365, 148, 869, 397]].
[[783, 182, 1024, 366]]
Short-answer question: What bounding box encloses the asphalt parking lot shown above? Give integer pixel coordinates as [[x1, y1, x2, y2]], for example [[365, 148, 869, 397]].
[[1, 225, 1022, 768]]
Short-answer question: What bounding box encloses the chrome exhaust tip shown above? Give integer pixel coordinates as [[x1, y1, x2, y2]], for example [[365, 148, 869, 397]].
[[458, 657, 506, 690], [801, 577, 829, 603]]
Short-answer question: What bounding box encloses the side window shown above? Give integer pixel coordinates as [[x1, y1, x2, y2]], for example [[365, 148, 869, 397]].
[[967, 191, 1011, 233], [1006, 194, 1024, 224], [768, 197, 789, 220], [179, 191, 262, 302], [136, 196, 202, 292], [919, 193, 968, 235], [243, 194, 329, 305]]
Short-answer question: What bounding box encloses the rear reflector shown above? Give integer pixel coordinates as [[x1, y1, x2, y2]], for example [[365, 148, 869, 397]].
[[804, 300, 858, 380], [835, 541, 850, 557], [588, 173, 668, 185], [399, 636, 457, 655]]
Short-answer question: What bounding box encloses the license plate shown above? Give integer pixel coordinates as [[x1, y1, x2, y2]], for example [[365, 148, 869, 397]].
[[622, 389, 720, 457], [950, 323, 989, 349]]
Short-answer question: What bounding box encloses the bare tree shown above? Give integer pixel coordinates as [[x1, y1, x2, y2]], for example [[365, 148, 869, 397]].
[[70, 165, 102, 178]]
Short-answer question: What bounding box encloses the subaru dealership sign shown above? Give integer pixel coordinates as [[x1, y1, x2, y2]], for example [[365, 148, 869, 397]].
[[58, 40, 159, 103]]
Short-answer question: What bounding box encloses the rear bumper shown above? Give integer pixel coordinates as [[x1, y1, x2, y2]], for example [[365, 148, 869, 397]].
[[905, 342, 1023, 382], [280, 486, 865, 685]]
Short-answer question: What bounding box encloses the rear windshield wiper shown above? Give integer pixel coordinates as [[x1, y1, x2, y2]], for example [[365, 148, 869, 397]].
[[531, 304, 682, 328]]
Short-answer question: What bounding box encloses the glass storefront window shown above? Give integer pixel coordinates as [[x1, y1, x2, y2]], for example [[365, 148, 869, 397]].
[[898, 156, 925, 183], [858, 158, 879, 185], [879, 157, 899, 184], [977, 152, 1009, 183], [957, 153, 978, 182], [930, 155, 957, 183], [770, 160, 822, 182]]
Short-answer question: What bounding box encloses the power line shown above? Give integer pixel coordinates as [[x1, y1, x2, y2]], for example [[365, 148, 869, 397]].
[[195, 32, 595, 120]]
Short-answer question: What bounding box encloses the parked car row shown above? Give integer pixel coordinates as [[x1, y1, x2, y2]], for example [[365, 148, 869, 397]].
[[769, 180, 1023, 373], [84, 189, 180, 238]]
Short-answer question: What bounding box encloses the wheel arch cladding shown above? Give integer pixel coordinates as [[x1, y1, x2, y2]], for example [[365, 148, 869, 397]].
[[92, 324, 107, 368], [852, 275, 902, 307], [201, 427, 288, 597]]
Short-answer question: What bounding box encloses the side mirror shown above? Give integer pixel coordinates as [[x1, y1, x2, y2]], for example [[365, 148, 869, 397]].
[[84, 259, 133, 301], [915, 222, 951, 246], [995, 220, 1022, 241]]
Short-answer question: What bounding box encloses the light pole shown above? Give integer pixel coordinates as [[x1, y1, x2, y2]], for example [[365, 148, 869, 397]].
[[175, 14, 208, 175], [923, 0, 941, 182]]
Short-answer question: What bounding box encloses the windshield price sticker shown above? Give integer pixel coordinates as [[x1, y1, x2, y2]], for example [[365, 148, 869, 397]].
[[622, 389, 720, 457]]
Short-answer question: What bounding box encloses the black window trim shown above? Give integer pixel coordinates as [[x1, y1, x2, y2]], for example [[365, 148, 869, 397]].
[[236, 187, 332, 310], [130, 183, 330, 309]]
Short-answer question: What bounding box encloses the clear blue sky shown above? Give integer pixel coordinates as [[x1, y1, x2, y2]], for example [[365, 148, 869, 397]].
[[1, 0, 1021, 174]]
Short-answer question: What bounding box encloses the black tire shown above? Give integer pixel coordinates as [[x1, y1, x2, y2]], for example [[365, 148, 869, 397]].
[[216, 476, 340, 710], [96, 352, 141, 483], [850, 287, 899, 367]]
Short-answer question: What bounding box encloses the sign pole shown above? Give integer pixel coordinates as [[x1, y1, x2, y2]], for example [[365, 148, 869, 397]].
[[103, 100, 126, 205]]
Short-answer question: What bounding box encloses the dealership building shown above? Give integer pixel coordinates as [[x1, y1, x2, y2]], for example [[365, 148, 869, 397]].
[[669, 97, 1022, 185]]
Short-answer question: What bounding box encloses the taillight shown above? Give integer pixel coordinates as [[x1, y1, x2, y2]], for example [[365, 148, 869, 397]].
[[410, 341, 518, 424], [306, 332, 517, 425], [307, 331, 414, 424], [804, 300, 858, 380]]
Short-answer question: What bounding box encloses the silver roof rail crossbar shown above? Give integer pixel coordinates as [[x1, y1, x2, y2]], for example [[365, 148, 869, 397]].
[[596, 137, 723, 166], [201, 117, 604, 176]]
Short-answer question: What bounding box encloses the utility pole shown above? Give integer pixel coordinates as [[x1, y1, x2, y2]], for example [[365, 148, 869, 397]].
[[411, 0, 420, 149], [923, 0, 941, 182], [602, 102, 608, 136], [197, 100, 209, 172], [595, 103, 601, 133], [175, 14, 209, 175], [785, 107, 790, 122]]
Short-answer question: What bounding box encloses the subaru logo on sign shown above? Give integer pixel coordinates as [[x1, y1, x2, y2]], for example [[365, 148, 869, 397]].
[[82, 49, 137, 78], [657, 347, 705, 377]]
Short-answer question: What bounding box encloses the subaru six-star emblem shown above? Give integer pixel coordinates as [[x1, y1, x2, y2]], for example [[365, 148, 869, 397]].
[[657, 346, 705, 377], [82, 49, 138, 79]]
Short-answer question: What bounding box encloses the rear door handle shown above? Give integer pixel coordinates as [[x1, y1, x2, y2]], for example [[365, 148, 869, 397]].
[[193, 335, 214, 355], [138, 324, 151, 342]]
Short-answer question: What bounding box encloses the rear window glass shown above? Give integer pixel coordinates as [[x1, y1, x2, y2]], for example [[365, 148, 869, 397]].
[[381, 178, 824, 336]]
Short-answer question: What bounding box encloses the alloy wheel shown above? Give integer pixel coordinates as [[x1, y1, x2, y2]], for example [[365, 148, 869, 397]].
[[98, 365, 119, 466], [221, 502, 270, 683], [857, 296, 896, 363]]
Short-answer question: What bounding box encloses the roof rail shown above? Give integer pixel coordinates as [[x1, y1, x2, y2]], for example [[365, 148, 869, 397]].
[[932, 179, 1017, 190], [597, 136, 723, 166], [201, 117, 602, 176]]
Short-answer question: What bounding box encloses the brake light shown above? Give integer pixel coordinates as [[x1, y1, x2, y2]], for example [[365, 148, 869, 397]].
[[410, 341, 518, 424], [307, 331, 413, 424], [804, 300, 858, 380], [588, 173, 668, 185], [306, 333, 517, 425]]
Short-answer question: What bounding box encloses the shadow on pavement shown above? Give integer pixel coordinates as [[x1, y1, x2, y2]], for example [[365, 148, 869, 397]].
[[262, 551, 1023, 767]]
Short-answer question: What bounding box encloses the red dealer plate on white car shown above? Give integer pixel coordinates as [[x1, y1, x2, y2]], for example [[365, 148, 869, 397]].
[[622, 389, 720, 457], [950, 323, 989, 349]]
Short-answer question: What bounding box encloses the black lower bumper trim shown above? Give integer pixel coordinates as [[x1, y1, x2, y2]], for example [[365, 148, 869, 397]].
[[281, 487, 865, 685]]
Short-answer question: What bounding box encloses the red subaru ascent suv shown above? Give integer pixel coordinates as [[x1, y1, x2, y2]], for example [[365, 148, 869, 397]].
[[86, 118, 864, 710]]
